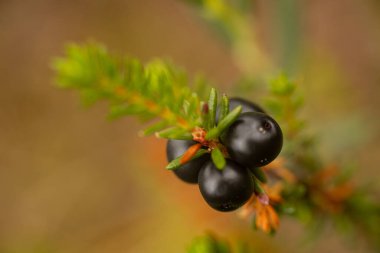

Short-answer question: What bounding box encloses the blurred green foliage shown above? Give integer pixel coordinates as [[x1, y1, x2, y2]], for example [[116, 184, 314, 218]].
[[187, 233, 252, 253]]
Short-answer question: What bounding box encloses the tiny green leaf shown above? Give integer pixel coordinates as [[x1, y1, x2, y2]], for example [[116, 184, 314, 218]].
[[211, 147, 226, 170], [166, 149, 208, 170], [219, 94, 230, 122], [156, 127, 193, 140], [207, 88, 217, 129], [252, 176, 266, 195], [250, 168, 267, 183], [139, 120, 168, 136], [206, 105, 242, 140]]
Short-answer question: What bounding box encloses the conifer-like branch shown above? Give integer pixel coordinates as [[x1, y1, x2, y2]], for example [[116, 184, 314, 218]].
[[53, 43, 207, 139], [53, 43, 243, 169]]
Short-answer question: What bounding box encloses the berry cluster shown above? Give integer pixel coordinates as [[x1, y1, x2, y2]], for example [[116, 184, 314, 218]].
[[167, 98, 283, 212]]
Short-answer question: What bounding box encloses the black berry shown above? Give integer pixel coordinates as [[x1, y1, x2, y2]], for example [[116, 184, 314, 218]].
[[198, 159, 254, 212], [166, 139, 209, 184], [223, 112, 283, 168]]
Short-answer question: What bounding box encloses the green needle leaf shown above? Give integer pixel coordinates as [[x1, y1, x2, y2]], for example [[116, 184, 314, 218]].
[[166, 149, 208, 170], [207, 88, 217, 129], [219, 94, 230, 122], [250, 167, 267, 183], [206, 105, 242, 140], [155, 127, 193, 140], [252, 176, 266, 196], [139, 120, 168, 136], [211, 147, 226, 170]]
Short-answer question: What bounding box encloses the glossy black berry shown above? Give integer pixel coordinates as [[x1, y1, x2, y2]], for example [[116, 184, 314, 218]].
[[216, 97, 265, 122], [223, 112, 283, 168], [198, 159, 254, 212], [166, 139, 209, 184]]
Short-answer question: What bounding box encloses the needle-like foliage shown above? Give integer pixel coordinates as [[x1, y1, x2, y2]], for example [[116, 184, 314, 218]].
[[53, 43, 242, 170], [54, 43, 206, 140]]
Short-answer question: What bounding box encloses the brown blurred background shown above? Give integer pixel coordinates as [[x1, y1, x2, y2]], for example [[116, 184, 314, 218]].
[[0, 0, 380, 252]]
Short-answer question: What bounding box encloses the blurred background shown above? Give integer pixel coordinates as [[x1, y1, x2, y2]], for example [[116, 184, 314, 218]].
[[0, 0, 380, 252]]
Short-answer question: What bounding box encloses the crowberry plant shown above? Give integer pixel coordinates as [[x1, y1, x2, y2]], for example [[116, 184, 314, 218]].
[[53, 1, 380, 251]]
